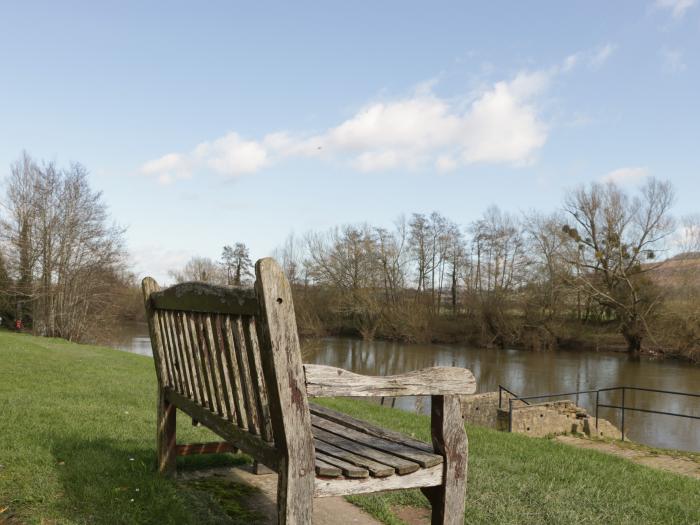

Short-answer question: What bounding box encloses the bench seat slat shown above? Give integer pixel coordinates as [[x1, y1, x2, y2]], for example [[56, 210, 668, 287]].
[[313, 439, 394, 477], [311, 426, 419, 475], [309, 403, 435, 454], [314, 458, 342, 478], [311, 414, 443, 469], [314, 451, 369, 478]]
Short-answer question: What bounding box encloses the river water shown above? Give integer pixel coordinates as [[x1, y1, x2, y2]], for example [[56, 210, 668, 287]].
[[111, 325, 700, 452]]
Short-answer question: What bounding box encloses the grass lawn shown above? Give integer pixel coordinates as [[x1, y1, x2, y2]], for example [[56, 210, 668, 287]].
[[1, 330, 699, 524]]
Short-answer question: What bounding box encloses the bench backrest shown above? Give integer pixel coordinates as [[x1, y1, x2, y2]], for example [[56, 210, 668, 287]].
[[142, 258, 313, 460]]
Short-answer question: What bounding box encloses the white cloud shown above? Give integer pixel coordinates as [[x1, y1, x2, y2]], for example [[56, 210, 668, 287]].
[[589, 44, 615, 69], [436, 155, 457, 172], [562, 54, 579, 72], [655, 0, 697, 19], [129, 244, 195, 283], [140, 69, 555, 181], [193, 132, 269, 175], [661, 48, 687, 72], [140, 153, 191, 185], [602, 167, 650, 185]]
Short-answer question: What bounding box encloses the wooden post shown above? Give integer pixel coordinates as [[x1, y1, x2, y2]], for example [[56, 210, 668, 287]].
[[157, 388, 177, 476], [142, 277, 177, 476], [254, 258, 315, 524], [421, 395, 468, 525], [253, 460, 275, 475]]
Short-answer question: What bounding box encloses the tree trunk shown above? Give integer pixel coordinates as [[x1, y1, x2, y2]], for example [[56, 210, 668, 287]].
[[621, 320, 643, 354]]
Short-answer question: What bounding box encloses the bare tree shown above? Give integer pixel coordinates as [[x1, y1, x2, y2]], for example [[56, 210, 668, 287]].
[[408, 213, 430, 293], [306, 225, 384, 339], [169, 256, 224, 284], [272, 233, 307, 286], [561, 179, 675, 352], [469, 206, 527, 346], [523, 211, 568, 322], [0, 154, 127, 341]]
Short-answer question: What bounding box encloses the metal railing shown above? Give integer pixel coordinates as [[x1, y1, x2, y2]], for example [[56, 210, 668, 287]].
[[498, 385, 700, 441]]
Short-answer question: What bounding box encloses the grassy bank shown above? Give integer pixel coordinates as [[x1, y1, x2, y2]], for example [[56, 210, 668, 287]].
[[1, 331, 698, 524]]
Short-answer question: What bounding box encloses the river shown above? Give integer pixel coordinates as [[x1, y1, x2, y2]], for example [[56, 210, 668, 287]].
[[110, 325, 700, 452]]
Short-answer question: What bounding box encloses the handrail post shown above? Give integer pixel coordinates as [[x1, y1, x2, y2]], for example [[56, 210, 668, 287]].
[[595, 390, 599, 430], [621, 387, 626, 442]]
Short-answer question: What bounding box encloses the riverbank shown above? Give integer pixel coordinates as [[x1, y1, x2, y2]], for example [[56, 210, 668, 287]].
[[306, 316, 699, 364], [1, 331, 698, 523]]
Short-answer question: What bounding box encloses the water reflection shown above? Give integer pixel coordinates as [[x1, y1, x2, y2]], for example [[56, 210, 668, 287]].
[[304, 338, 700, 452], [111, 329, 700, 452]]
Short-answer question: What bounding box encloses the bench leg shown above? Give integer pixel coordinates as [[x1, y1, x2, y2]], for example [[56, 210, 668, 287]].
[[277, 459, 314, 524], [421, 395, 468, 525], [157, 387, 177, 477], [253, 460, 275, 475]]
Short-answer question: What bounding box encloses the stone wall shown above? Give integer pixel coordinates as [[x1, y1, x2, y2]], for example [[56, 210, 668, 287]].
[[461, 392, 621, 439], [460, 391, 519, 428], [504, 399, 621, 439]]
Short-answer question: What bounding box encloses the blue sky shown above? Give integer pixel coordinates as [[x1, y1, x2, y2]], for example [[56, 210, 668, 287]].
[[1, 1, 698, 281]]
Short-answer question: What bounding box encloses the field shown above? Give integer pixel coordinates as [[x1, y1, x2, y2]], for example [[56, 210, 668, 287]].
[[1, 330, 698, 524]]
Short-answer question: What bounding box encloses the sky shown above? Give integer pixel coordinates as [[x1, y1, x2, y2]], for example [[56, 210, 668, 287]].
[[1, 1, 699, 282]]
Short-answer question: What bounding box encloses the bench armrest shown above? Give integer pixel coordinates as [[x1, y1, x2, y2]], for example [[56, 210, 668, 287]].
[[303, 364, 476, 398]]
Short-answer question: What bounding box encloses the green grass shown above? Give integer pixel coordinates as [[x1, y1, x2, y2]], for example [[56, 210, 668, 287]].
[[316, 398, 700, 524], [1, 331, 699, 524]]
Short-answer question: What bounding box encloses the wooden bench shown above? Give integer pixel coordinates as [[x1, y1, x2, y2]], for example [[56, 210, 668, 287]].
[[142, 258, 476, 524]]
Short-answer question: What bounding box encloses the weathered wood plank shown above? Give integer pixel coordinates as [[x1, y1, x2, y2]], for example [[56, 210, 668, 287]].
[[156, 311, 176, 388], [312, 426, 419, 475], [311, 414, 442, 468], [255, 258, 315, 524], [232, 315, 260, 434], [141, 278, 167, 387], [314, 451, 369, 478], [313, 439, 394, 478], [304, 364, 477, 398], [421, 395, 468, 525], [177, 311, 204, 405], [183, 312, 209, 408], [309, 403, 434, 454], [314, 463, 443, 498], [165, 387, 280, 469], [168, 310, 193, 398], [175, 442, 238, 456], [204, 314, 232, 420], [315, 458, 342, 478], [156, 387, 177, 476], [243, 315, 274, 442], [193, 313, 221, 414], [151, 282, 258, 315], [212, 314, 238, 422], [222, 315, 249, 430], [171, 311, 194, 399]]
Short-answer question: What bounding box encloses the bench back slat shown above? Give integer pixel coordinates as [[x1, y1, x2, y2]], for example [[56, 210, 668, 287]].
[[150, 282, 258, 315], [145, 281, 277, 447], [143, 258, 314, 469]]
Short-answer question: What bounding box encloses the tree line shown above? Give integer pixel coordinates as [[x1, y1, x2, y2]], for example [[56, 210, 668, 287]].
[[171, 177, 699, 360], [3, 150, 695, 360], [0, 153, 133, 342]]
